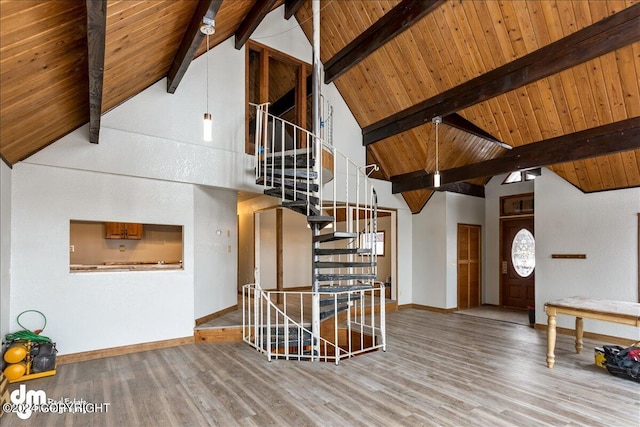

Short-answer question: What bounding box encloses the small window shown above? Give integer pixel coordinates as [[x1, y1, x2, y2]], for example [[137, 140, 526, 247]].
[[511, 228, 535, 277], [501, 193, 534, 216], [502, 168, 540, 185]]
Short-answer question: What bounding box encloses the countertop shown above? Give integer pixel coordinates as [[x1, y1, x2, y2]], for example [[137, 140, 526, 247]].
[[70, 263, 182, 272]]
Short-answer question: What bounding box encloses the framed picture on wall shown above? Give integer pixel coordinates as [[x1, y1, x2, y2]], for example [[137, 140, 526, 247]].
[[360, 231, 385, 256]]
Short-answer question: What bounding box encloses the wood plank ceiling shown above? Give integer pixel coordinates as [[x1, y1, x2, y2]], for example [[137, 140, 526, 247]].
[[297, 0, 640, 212], [1, 0, 639, 214]]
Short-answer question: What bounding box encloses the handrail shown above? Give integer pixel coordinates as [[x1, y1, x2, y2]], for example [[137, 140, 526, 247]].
[[251, 103, 378, 235]]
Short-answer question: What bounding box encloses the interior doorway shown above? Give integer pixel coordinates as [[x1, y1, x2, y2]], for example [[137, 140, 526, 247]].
[[457, 224, 481, 310]]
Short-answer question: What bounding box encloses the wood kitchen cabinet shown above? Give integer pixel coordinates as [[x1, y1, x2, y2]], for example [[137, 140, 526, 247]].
[[105, 222, 143, 239]]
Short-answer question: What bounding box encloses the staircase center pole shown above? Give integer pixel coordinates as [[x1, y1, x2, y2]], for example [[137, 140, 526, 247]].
[[311, 0, 322, 361]]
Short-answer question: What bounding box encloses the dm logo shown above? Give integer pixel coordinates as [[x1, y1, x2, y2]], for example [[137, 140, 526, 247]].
[[10, 384, 46, 420]]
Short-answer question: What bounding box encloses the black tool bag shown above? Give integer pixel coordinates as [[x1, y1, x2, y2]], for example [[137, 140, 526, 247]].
[[603, 344, 640, 383]]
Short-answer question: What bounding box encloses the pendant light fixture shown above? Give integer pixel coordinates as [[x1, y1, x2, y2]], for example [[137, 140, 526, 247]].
[[432, 116, 442, 188], [200, 17, 215, 142]]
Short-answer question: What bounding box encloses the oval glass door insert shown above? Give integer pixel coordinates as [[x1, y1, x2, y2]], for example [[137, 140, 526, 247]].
[[511, 228, 535, 277]]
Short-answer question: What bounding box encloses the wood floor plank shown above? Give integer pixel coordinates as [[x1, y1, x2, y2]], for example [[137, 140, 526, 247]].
[[4, 309, 638, 426]]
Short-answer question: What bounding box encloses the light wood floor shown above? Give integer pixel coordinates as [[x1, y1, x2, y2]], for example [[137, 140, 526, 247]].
[[4, 309, 639, 426], [455, 306, 530, 326]]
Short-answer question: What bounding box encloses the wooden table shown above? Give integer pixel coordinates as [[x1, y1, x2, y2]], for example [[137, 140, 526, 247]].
[[544, 296, 640, 368]]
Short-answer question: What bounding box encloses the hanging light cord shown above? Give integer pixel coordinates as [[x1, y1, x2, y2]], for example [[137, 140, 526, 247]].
[[206, 33, 210, 113], [435, 119, 439, 174]]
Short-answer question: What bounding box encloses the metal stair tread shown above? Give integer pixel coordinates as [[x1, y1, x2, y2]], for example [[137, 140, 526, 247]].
[[314, 248, 372, 255], [265, 168, 318, 179], [306, 216, 334, 229], [256, 176, 319, 193], [316, 273, 377, 281], [313, 231, 357, 243], [318, 284, 375, 293], [263, 187, 319, 206], [318, 295, 361, 306], [314, 261, 376, 268], [320, 306, 348, 321], [282, 201, 320, 216]]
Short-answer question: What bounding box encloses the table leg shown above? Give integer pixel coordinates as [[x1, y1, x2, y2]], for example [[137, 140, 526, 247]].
[[546, 313, 557, 368], [575, 317, 583, 354]]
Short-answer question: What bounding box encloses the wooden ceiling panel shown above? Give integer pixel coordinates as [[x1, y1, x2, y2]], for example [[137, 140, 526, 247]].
[[373, 123, 505, 180], [1, 34, 88, 108], [0, 0, 88, 165], [102, 1, 197, 111], [2, 85, 89, 164], [623, 151, 640, 185], [369, 127, 430, 178], [401, 189, 433, 214], [317, 1, 400, 59]]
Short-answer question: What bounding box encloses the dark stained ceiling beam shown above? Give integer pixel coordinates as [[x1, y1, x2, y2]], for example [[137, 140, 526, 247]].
[[235, 0, 278, 50], [285, 0, 305, 20], [167, 0, 223, 94], [437, 182, 485, 198], [442, 114, 511, 150], [86, 0, 107, 144], [324, 0, 444, 84], [392, 117, 640, 193], [363, 3, 640, 146]]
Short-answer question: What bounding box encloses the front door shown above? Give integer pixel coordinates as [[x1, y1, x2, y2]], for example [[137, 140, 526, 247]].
[[501, 218, 535, 309]]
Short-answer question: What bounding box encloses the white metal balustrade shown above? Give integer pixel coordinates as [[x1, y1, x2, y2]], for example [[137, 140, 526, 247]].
[[242, 283, 386, 364]]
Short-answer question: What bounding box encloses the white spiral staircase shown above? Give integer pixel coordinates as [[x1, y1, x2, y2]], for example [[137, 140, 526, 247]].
[[243, 103, 386, 364]]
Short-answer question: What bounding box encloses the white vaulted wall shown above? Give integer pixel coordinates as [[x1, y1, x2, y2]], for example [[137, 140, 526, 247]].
[[412, 192, 447, 308], [535, 169, 640, 340], [193, 186, 238, 319], [0, 161, 11, 340], [412, 192, 484, 309], [444, 192, 485, 308], [10, 164, 195, 354]]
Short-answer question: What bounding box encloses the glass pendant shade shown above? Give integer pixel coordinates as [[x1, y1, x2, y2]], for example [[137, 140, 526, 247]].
[[203, 113, 212, 141]]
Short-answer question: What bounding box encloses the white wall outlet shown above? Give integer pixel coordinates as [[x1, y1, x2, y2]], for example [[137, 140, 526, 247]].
[[70, 245, 75, 253], [119, 245, 125, 252]]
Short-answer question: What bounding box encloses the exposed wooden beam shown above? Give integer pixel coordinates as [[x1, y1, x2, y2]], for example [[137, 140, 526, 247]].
[[437, 182, 485, 198], [392, 117, 640, 193], [324, 0, 444, 84], [442, 114, 511, 150], [363, 3, 640, 146], [235, 0, 278, 50], [167, 0, 223, 94], [285, 0, 305, 20], [86, 0, 107, 144]]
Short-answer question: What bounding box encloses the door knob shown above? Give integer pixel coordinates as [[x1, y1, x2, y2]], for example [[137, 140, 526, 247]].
[[501, 261, 508, 274]]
